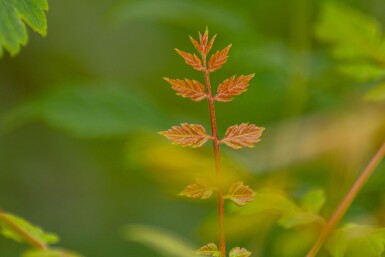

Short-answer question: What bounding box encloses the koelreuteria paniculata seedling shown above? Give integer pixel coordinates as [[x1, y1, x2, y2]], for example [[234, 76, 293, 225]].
[[160, 28, 265, 257]]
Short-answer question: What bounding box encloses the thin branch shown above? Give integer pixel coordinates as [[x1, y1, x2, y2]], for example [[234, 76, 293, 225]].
[[0, 210, 47, 250], [305, 140, 385, 257]]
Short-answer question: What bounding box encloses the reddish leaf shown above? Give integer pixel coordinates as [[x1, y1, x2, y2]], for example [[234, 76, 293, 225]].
[[215, 74, 255, 102], [199, 29, 209, 49], [163, 78, 207, 101], [190, 28, 217, 56], [229, 247, 252, 257], [179, 178, 214, 199], [189, 35, 202, 54], [208, 44, 232, 72], [196, 243, 221, 257], [220, 123, 264, 149], [159, 123, 212, 148], [175, 49, 204, 71], [224, 182, 255, 206], [204, 34, 217, 55]]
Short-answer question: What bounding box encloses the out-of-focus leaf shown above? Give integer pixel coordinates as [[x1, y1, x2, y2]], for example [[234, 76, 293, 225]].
[[0, 211, 58, 247], [316, 2, 384, 61], [229, 247, 251, 257], [338, 63, 385, 82], [238, 190, 325, 228], [179, 178, 214, 199], [125, 135, 253, 192], [22, 249, 83, 257], [316, 2, 385, 101], [112, 0, 253, 34], [365, 82, 385, 102], [1, 82, 164, 137], [277, 211, 325, 229], [300, 189, 325, 214], [195, 243, 220, 257], [124, 225, 198, 257], [239, 190, 297, 215], [326, 223, 385, 257], [0, 0, 48, 57]]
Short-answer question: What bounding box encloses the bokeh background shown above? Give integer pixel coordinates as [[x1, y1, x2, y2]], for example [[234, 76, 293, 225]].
[[2, 0, 385, 256]]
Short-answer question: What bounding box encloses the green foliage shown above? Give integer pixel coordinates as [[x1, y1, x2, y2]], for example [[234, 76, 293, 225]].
[[316, 2, 385, 100], [1, 82, 163, 138], [0, 210, 83, 257], [300, 189, 325, 214], [239, 189, 326, 229], [0, 0, 48, 57], [326, 223, 385, 257], [124, 225, 198, 257], [0, 212, 58, 246]]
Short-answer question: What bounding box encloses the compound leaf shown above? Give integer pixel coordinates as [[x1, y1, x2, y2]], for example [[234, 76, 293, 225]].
[[0, 0, 48, 56]]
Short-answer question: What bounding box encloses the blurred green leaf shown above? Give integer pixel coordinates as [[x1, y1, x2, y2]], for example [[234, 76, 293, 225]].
[[0, 0, 48, 57], [239, 190, 297, 215], [300, 189, 325, 214], [124, 224, 198, 257], [277, 211, 324, 229], [0, 211, 59, 247], [113, 0, 253, 34], [1, 82, 164, 138], [316, 1, 385, 92], [326, 223, 385, 257], [22, 249, 84, 257], [338, 63, 385, 82], [238, 189, 325, 229], [316, 2, 384, 61]]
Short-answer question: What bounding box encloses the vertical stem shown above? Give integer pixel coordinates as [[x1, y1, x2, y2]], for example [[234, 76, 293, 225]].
[[305, 140, 385, 257], [202, 54, 226, 257]]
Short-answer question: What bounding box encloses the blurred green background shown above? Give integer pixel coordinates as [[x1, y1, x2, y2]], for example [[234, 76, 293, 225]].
[[2, 0, 385, 256]]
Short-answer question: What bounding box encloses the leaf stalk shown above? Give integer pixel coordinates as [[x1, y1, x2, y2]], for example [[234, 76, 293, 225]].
[[202, 53, 227, 257]]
